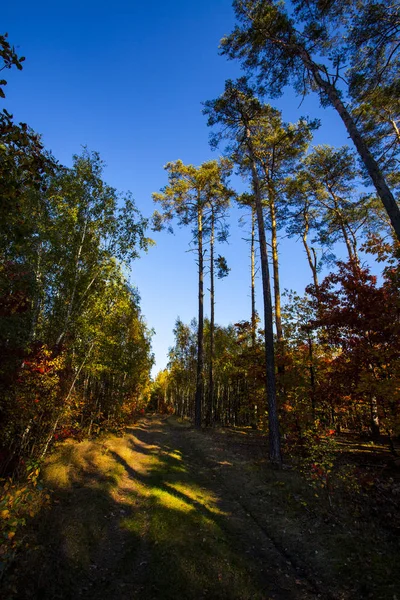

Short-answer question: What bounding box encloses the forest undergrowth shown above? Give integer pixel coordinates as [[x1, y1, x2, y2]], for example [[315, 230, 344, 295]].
[[1, 415, 399, 600]]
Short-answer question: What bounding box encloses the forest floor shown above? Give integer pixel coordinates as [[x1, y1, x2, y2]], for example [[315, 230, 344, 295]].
[[3, 415, 399, 600]]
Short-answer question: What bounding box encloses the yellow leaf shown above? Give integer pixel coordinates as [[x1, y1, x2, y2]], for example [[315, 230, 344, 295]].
[[8, 531, 15, 539], [1, 509, 10, 519]]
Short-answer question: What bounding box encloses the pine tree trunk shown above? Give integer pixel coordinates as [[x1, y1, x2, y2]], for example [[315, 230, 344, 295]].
[[301, 49, 400, 241], [207, 209, 215, 426], [329, 191, 359, 264], [251, 206, 257, 347], [268, 185, 283, 343], [248, 147, 282, 465], [302, 217, 319, 291], [267, 184, 286, 397], [195, 206, 204, 428]]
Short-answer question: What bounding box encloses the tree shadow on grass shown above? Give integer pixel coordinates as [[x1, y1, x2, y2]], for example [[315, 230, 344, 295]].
[[4, 418, 308, 600], [107, 419, 310, 600]]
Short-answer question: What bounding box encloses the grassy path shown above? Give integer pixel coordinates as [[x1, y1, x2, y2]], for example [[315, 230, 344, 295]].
[[9, 416, 315, 599], [6, 415, 399, 599]]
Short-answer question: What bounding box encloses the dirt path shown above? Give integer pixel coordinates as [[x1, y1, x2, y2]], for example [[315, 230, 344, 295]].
[[125, 416, 318, 600], [86, 415, 317, 600], [8, 415, 399, 599]]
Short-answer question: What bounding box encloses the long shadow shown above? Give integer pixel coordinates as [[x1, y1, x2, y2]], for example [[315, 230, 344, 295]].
[[3, 418, 310, 600], [4, 480, 142, 599], [108, 422, 298, 600], [108, 449, 221, 523]]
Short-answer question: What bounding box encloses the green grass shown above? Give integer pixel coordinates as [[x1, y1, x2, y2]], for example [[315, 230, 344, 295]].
[[4, 418, 399, 600], [117, 434, 267, 600], [4, 424, 268, 599]]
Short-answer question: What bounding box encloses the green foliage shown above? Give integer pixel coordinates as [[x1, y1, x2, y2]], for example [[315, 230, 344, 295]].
[[222, 0, 400, 240], [160, 317, 267, 427], [0, 133, 154, 472]]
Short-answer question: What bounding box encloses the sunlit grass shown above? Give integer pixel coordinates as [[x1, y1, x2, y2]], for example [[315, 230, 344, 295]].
[[120, 462, 264, 600], [151, 486, 193, 512], [167, 450, 182, 461], [44, 438, 125, 490], [6, 417, 400, 600], [167, 481, 228, 516]]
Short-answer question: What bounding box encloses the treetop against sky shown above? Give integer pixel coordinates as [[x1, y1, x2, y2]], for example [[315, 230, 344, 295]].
[[3, 0, 381, 374]]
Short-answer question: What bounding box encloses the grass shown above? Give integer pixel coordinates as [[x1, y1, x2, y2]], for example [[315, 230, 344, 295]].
[[117, 430, 268, 600], [3, 421, 273, 599], [2, 417, 399, 600], [196, 424, 400, 600]]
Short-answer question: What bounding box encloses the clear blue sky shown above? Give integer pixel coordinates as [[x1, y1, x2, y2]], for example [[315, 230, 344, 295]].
[[4, 1, 357, 375]]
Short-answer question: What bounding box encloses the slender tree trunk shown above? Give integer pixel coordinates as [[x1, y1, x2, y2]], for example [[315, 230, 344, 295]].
[[321, 188, 360, 264], [267, 183, 286, 398], [301, 49, 400, 241], [268, 184, 283, 343], [302, 217, 319, 290], [195, 206, 204, 428], [330, 193, 359, 264], [390, 118, 400, 144], [340, 221, 356, 263], [248, 146, 282, 465], [250, 206, 258, 428], [348, 226, 360, 265], [56, 218, 88, 347], [40, 341, 95, 459], [29, 241, 43, 343], [207, 209, 215, 426], [251, 206, 257, 347]]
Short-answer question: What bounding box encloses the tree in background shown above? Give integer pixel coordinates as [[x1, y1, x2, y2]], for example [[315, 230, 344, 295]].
[[0, 145, 154, 472], [153, 159, 232, 428], [205, 159, 233, 425], [248, 107, 315, 395], [284, 172, 323, 292], [163, 317, 266, 428], [237, 192, 259, 346]]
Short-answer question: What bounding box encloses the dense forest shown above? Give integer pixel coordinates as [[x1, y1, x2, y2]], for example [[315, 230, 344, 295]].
[[1, 0, 399, 597]]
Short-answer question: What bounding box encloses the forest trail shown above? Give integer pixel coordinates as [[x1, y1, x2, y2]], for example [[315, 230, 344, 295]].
[[8, 415, 397, 600], [81, 415, 319, 600], [8, 415, 322, 600]]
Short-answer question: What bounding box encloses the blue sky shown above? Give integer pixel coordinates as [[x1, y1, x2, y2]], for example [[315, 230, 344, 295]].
[[4, 1, 358, 375]]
